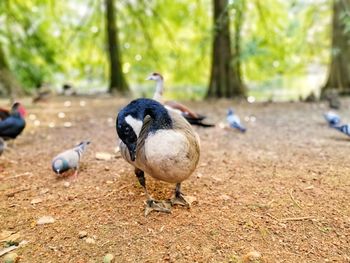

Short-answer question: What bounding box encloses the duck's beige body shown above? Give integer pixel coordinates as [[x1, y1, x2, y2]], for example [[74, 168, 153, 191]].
[[120, 110, 200, 184]]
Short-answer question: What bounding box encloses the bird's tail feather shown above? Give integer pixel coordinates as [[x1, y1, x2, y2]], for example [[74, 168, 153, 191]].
[[185, 117, 215, 127]]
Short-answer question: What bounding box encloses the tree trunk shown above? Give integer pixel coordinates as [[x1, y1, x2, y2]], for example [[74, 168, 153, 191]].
[[322, 0, 350, 95], [206, 0, 246, 98], [0, 43, 22, 97], [105, 0, 129, 94]]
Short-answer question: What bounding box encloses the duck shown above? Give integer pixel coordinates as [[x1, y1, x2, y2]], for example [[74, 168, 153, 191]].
[[116, 98, 200, 216], [52, 140, 91, 179], [147, 72, 215, 127], [0, 102, 26, 140]]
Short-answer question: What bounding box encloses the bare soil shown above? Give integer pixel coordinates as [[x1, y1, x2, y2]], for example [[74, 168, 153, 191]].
[[0, 96, 349, 263]]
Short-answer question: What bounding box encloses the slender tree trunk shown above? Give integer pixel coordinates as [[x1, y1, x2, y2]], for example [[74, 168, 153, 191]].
[[105, 0, 129, 94], [207, 0, 246, 98], [0, 43, 22, 97], [322, 0, 350, 95]]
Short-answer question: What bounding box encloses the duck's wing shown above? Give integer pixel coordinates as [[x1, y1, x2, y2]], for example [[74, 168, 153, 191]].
[[135, 115, 153, 164]]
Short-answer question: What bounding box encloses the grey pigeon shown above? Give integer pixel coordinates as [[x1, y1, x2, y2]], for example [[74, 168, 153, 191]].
[[227, 108, 246, 132], [52, 140, 90, 178], [323, 111, 341, 126], [333, 124, 350, 137], [0, 137, 4, 156]]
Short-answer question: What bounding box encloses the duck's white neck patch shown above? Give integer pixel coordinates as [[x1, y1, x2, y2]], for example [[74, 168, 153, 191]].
[[125, 115, 143, 137]]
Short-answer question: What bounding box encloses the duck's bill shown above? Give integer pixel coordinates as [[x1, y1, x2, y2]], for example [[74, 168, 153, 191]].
[[127, 143, 136, 161]]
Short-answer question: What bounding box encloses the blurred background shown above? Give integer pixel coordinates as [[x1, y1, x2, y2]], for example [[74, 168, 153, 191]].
[[0, 0, 349, 101]]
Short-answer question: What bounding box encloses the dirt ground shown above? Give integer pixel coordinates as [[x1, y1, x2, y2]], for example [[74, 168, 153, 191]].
[[0, 96, 349, 263]]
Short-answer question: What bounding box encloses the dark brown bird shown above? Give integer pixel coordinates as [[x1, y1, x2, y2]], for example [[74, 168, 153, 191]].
[[147, 72, 215, 127], [0, 102, 26, 140]]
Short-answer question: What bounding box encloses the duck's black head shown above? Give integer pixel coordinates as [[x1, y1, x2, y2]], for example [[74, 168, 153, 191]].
[[116, 98, 172, 161]]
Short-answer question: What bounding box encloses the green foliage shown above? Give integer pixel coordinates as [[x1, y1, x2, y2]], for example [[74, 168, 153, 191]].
[[0, 0, 334, 99]]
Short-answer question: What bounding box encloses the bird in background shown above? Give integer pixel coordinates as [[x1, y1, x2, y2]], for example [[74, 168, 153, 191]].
[[52, 140, 91, 179], [324, 111, 341, 127], [333, 124, 350, 137], [117, 98, 200, 216], [147, 72, 215, 127], [227, 108, 246, 132], [0, 102, 26, 141]]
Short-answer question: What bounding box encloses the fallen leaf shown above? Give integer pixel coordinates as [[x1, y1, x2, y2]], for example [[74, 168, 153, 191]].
[[3, 252, 18, 263], [103, 253, 114, 263]]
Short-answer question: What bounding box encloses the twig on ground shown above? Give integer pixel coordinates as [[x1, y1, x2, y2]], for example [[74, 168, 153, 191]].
[[0, 240, 28, 256], [5, 172, 32, 180], [220, 226, 235, 232], [289, 189, 302, 209], [266, 213, 314, 222], [116, 185, 128, 192], [6, 187, 31, 197], [266, 213, 279, 221], [281, 216, 314, 222]]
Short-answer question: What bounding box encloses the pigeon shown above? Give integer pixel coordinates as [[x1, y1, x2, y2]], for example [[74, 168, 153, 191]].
[[0, 102, 26, 140], [333, 124, 350, 137], [324, 111, 341, 126], [227, 108, 246, 132], [52, 141, 90, 178]]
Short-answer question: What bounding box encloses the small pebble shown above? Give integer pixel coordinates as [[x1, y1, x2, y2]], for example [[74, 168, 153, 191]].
[[48, 122, 55, 128], [63, 122, 72, 128], [242, 251, 261, 262], [58, 112, 65, 118], [3, 253, 19, 263], [219, 194, 231, 201], [78, 231, 88, 239], [63, 182, 70, 188], [39, 188, 50, 195], [103, 253, 114, 263], [37, 216, 55, 225], [34, 120, 41, 126], [31, 198, 43, 204], [64, 101, 71, 107], [95, 152, 113, 161], [29, 114, 36, 120], [85, 237, 95, 244], [196, 172, 203, 178]]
